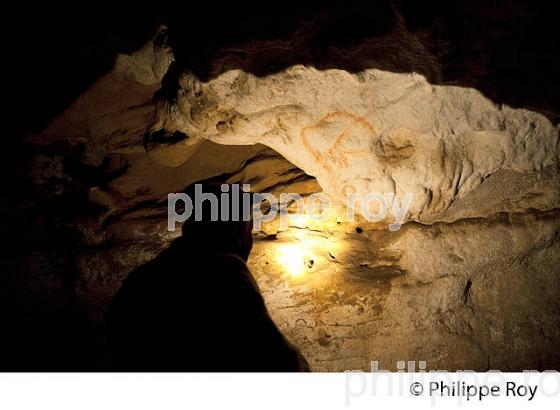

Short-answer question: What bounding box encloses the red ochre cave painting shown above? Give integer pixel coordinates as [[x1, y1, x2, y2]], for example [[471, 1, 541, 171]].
[[300, 111, 375, 195]]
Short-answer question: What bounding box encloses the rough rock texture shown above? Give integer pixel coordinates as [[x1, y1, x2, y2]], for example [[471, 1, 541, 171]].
[[151, 67, 559, 224], [251, 211, 560, 371], [72, 192, 560, 371], [8, 2, 560, 370]]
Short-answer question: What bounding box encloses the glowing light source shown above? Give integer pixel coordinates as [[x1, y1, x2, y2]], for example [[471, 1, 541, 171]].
[[275, 244, 315, 278], [271, 209, 349, 279]]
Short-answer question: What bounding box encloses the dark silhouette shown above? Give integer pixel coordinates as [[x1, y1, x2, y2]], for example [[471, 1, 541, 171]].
[[107, 184, 309, 371]]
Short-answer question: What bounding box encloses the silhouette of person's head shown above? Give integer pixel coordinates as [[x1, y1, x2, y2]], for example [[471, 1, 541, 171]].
[[181, 183, 254, 261]]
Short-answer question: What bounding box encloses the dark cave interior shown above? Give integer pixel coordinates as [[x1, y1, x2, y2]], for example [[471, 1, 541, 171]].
[[3, 1, 560, 371]]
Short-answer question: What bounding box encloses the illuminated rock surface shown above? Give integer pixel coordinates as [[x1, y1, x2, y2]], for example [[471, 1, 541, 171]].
[[151, 67, 559, 225], [11, 3, 560, 370]]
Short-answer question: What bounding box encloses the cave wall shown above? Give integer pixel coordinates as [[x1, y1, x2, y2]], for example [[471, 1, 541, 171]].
[[6, 2, 560, 370]]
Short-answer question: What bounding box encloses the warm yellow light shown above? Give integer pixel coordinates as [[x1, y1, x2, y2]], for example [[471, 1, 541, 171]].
[[272, 209, 348, 278], [289, 213, 309, 228], [276, 244, 311, 278]]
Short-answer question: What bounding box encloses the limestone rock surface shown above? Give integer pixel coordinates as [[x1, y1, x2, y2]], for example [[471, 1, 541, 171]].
[[151, 67, 560, 223]]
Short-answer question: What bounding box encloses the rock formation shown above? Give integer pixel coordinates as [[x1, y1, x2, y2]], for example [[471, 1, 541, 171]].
[[150, 66, 559, 224], [7, 2, 560, 370]]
